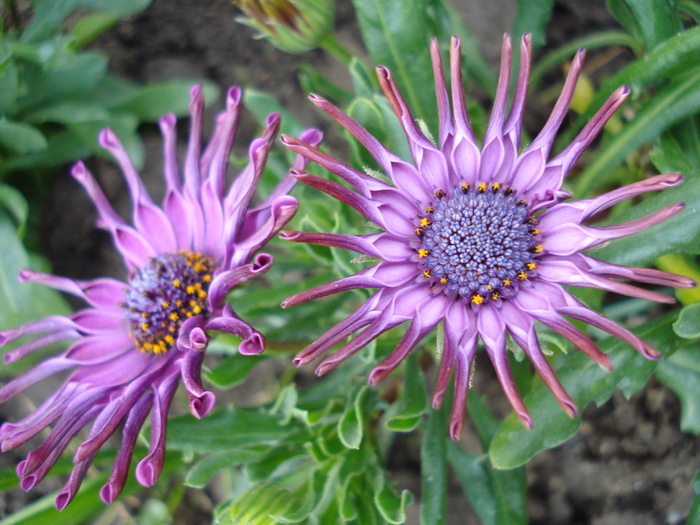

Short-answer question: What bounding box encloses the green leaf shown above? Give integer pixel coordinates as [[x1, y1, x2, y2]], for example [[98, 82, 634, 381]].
[[674, 302, 700, 339], [562, 26, 700, 156], [423, 0, 497, 95], [69, 12, 120, 49], [606, 0, 682, 51], [166, 407, 292, 453], [338, 385, 370, 450], [217, 483, 299, 525], [489, 313, 682, 469], [351, 0, 438, 132], [448, 444, 527, 525], [0, 219, 69, 337], [185, 448, 267, 488], [420, 401, 448, 525], [686, 470, 700, 524], [0, 118, 47, 154], [593, 173, 700, 267], [111, 80, 220, 121], [205, 353, 271, 389], [371, 464, 413, 525], [510, 0, 555, 47], [655, 345, 700, 434], [385, 351, 428, 432], [243, 88, 309, 143], [0, 183, 28, 233], [575, 67, 700, 196]]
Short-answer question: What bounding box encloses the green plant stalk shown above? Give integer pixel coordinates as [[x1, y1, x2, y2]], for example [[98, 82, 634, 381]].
[[318, 32, 354, 66]]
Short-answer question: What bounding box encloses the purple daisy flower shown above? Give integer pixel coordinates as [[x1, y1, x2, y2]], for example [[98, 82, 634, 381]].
[[279, 36, 695, 440], [0, 85, 321, 509]]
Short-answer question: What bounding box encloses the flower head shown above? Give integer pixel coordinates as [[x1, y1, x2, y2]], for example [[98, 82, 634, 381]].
[[280, 36, 695, 439], [0, 85, 322, 508]]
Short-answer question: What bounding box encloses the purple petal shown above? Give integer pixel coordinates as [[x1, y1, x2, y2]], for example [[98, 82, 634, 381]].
[[477, 305, 532, 428], [205, 305, 265, 355], [209, 253, 273, 307], [182, 348, 215, 418]]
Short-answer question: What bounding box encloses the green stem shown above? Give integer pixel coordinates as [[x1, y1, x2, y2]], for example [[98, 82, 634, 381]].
[[318, 32, 354, 66]]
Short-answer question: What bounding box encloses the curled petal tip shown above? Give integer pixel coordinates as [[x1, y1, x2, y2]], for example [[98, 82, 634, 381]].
[[98, 128, 118, 149], [17, 269, 32, 283], [226, 86, 242, 107], [431, 391, 445, 410], [55, 492, 74, 512], [517, 411, 533, 430], [189, 84, 203, 99], [562, 400, 578, 419], [100, 484, 119, 504], [642, 343, 661, 360], [239, 333, 265, 355], [449, 419, 464, 441], [190, 392, 216, 419], [279, 230, 300, 241], [159, 113, 176, 130], [70, 162, 86, 178], [315, 361, 335, 376], [292, 356, 304, 366], [252, 252, 273, 272]]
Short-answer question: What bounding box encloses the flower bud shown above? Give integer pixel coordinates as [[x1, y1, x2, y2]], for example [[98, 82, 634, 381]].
[[234, 0, 334, 54]]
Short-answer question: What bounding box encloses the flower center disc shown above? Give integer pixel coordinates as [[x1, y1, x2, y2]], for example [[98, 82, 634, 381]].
[[124, 251, 214, 353], [416, 183, 542, 304]]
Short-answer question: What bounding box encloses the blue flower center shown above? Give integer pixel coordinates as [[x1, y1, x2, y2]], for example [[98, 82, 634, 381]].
[[415, 183, 542, 304], [124, 251, 214, 353]]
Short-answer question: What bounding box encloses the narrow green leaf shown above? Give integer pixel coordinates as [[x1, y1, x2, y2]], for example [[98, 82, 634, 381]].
[[593, 173, 700, 267], [609, 0, 682, 51], [385, 351, 428, 432], [0, 184, 28, 231], [243, 88, 308, 142], [420, 401, 448, 525], [166, 407, 292, 452], [490, 313, 681, 469], [448, 444, 527, 525], [0, 119, 47, 154], [111, 80, 220, 121], [69, 12, 120, 48], [674, 302, 700, 339], [185, 448, 267, 488], [351, 0, 438, 131], [510, 0, 555, 47], [561, 25, 700, 152], [655, 345, 700, 434], [576, 68, 700, 196], [205, 353, 271, 389], [338, 385, 370, 450]]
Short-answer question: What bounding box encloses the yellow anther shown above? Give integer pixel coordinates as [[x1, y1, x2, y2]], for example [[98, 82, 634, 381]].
[[169, 312, 179, 321], [492, 182, 501, 191], [435, 189, 445, 199], [415, 227, 424, 237], [529, 228, 541, 235], [176, 299, 183, 307], [532, 244, 543, 253], [198, 290, 207, 299], [426, 206, 435, 214], [420, 217, 431, 228], [487, 284, 493, 290], [503, 278, 512, 286], [165, 335, 175, 344], [193, 305, 202, 315], [203, 274, 212, 282], [471, 294, 484, 305], [440, 277, 448, 284], [461, 183, 470, 193], [186, 285, 195, 294], [141, 322, 149, 331], [526, 262, 537, 271], [418, 248, 429, 258], [491, 291, 500, 300], [422, 270, 432, 279], [478, 182, 487, 193], [173, 279, 181, 288], [517, 271, 528, 280], [161, 301, 170, 308]]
